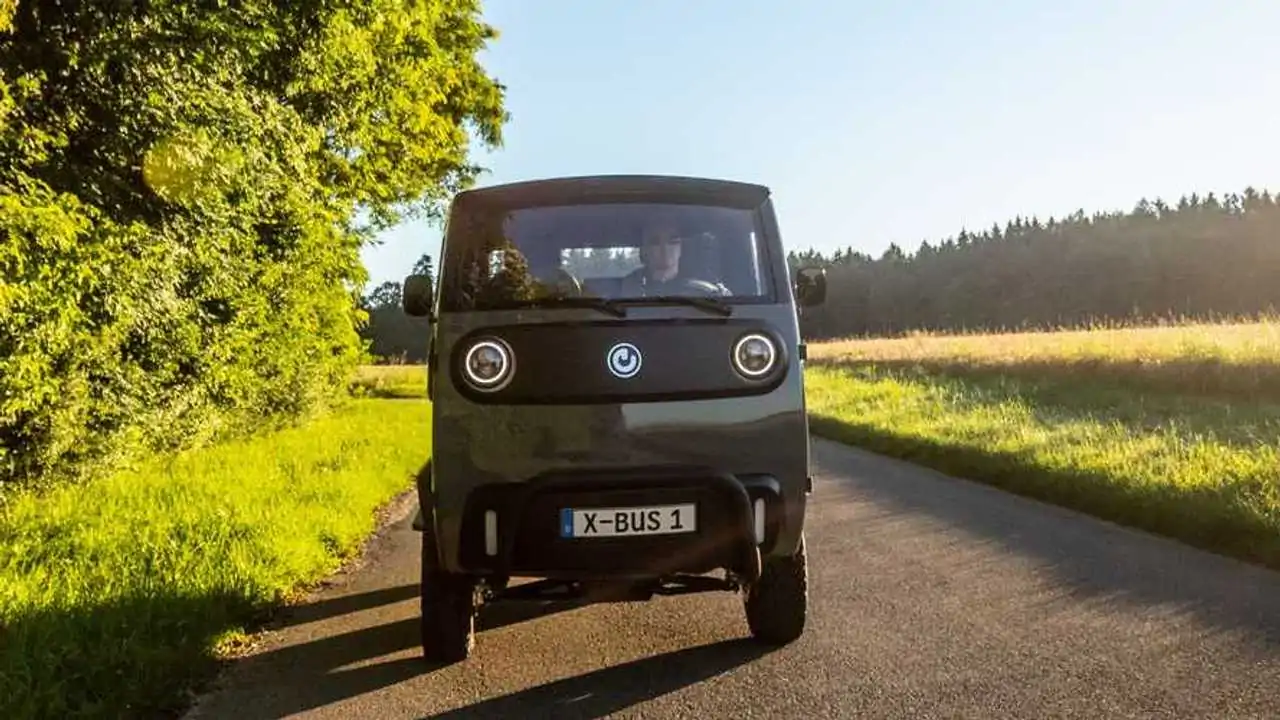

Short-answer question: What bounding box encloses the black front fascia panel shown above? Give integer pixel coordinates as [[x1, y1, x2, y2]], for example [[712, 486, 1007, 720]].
[[456, 465, 767, 579], [448, 318, 789, 405]]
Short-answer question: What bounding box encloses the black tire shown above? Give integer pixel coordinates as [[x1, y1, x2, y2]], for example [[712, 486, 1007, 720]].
[[419, 522, 476, 664], [743, 533, 808, 645]]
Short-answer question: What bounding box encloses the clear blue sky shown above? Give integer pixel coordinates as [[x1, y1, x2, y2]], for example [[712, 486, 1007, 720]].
[[361, 0, 1280, 288]]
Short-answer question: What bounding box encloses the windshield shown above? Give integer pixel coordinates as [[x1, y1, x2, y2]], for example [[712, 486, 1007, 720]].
[[438, 201, 775, 312]]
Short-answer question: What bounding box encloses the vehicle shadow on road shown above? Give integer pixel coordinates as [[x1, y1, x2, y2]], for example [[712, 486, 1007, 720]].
[[188, 587, 623, 719], [268, 583, 421, 629], [478, 596, 593, 631], [265, 583, 587, 635], [426, 637, 770, 719], [812, 437, 1280, 650]]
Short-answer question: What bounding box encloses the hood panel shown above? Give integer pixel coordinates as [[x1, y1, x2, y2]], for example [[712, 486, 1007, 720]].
[[448, 317, 787, 405], [431, 390, 808, 492], [430, 305, 809, 489]]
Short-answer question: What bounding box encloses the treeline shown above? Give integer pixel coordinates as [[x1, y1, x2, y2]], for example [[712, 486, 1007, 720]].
[[787, 188, 1280, 339], [361, 255, 435, 364], [0, 1, 506, 488]]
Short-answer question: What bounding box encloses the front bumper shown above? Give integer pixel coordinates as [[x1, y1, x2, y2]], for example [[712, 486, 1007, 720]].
[[427, 465, 791, 583]]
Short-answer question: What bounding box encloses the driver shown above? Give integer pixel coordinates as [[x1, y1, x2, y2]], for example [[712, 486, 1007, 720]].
[[618, 219, 729, 296]]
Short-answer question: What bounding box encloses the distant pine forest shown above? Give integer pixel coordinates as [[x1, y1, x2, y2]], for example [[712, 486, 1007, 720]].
[[784, 188, 1279, 340]]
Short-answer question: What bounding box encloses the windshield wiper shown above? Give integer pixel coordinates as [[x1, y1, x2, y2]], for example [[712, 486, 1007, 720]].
[[492, 294, 732, 318], [500, 295, 628, 317], [614, 295, 734, 317]]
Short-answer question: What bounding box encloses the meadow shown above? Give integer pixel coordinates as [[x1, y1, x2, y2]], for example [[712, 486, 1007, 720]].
[[349, 363, 434, 399], [0, 391, 433, 719], [809, 318, 1280, 400], [805, 318, 1280, 570]]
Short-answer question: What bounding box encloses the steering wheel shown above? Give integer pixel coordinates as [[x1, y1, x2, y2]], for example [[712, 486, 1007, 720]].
[[540, 268, 584, 296], [672, 277, 731, 297]]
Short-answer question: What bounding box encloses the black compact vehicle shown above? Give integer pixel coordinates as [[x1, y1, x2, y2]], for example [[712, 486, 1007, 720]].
[[401, 174, 827, 663]]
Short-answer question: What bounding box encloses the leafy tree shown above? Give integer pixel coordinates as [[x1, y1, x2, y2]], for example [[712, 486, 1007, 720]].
[[357, 252, 437, 364], [412, 252, 436, 285], [366, 281, 404, 311], [1, 0, 507, 487]]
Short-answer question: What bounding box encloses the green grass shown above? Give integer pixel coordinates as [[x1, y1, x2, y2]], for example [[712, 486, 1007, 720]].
[[349, 363, 429, 399], [0, 397, 432, 720], [805, 323, 1280, 571]]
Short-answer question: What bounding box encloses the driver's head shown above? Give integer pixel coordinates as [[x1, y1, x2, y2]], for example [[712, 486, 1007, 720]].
[[639, 219, 682, 282]]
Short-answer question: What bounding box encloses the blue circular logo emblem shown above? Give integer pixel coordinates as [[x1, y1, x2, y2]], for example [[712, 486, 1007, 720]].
[[606, 342, 642, 379]]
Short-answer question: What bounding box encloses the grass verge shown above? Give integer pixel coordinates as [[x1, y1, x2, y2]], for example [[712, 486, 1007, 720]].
[[0, 397, 431, 720], [349, 364, 429, 399], [810, 319, 1280, 401], [804, 360, 1280, 570]]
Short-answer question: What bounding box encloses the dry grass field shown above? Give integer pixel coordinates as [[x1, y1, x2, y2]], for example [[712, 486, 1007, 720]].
[[805, 319, 1280, 571]]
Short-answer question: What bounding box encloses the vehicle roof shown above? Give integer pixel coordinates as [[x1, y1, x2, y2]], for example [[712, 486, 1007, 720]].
[[452, 174, 772, 210]]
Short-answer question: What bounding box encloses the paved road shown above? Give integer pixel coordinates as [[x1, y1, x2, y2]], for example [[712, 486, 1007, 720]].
[[183, 439, 1280, 719]]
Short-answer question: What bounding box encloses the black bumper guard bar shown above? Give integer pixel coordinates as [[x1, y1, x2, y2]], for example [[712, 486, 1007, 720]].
[[455, 465, 785, 585]]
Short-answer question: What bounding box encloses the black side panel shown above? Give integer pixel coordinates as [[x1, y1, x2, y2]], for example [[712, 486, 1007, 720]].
[[449, 318, 788, 405]]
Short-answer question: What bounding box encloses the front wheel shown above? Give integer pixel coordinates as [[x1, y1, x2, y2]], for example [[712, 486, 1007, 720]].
[[419, 523, 476, 663], [743, 533, 809, 645]]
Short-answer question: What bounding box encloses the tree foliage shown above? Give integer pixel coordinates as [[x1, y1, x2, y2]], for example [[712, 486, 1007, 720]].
[[360, 252, 434, 363], [787, 189, 1280, 339], [0, 0, 506, 488]]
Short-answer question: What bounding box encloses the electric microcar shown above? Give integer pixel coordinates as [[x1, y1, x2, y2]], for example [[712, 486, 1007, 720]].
[[401, 174, 828, 663]]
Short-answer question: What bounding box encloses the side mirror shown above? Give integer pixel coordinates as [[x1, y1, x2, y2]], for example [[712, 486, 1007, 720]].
[[402, 274, 434, 318], [793, 266, 827, 307]]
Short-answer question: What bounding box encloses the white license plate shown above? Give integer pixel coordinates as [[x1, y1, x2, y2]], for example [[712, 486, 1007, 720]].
[[559, 503, 697, 538]]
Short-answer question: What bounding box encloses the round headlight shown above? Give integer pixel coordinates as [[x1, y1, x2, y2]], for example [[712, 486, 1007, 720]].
[[732, 333, 777, 378], [462, 338, 514, 390]]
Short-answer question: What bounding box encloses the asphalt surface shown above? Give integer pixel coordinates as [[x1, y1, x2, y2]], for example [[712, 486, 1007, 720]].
[[182, 439, 1280, 719]]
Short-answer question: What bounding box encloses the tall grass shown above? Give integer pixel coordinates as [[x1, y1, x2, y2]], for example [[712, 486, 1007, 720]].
[[0, 398, 432, 720], [805, 320, 1280, 569], [349, 363, 429, 399], [810, 319, 1280, 401]]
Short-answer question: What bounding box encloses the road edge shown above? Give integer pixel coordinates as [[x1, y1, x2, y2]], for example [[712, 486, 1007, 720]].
[[808, 433, 1280, 579], [176, 486, 421, 720]]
